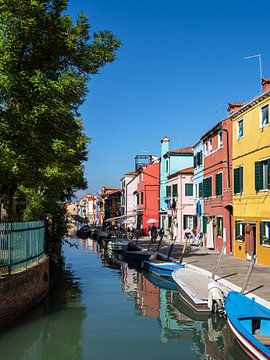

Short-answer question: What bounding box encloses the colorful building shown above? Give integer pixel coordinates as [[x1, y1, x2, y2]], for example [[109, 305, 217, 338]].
[[232, 79, 270, 266], [120, 171, 137, 220], [136, 158, 160, 235], [167, 167, 194, 242], [202, 118, 233, 254], [159, 137, 193, 231], [193, 139, 204, 237]]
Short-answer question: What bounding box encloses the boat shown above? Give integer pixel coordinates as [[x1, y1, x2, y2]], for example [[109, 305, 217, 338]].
[[225, 291, 270, 360], [172, 267, 216, 313], [107, 238, 131, 252], [76, 224, 91, 238], [124, 249, 156, 262], [143, 260, 184, 278]]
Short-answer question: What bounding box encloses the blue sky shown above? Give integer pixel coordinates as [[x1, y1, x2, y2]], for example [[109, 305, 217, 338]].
[[67, 0, 270, 197]]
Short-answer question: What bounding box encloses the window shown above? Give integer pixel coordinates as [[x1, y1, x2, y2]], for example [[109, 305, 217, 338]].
[[235, 221, 245, 241], [261, 104, 269, 127], [209, 139, 213, 153], [237, 119, 243, 139], [166, 159, 169, 172], [217, 217, 223, 236], [215, 173, 223, 196], [234, 166, 244, 194], [166, 185, 171, 197], [185, 183, 193, 196], [218, 131, 223, 148], [141, 172, 144, 181], [172, 184, 178, 196], [183, 215, 194, 230], [260, 221, 270, 245], [204, 142, 208, 156], [255, 159, 270, 191], [203, 177, 212, 198], [141, 192, 144, 204], [198, 182, 203, 198], [136, 193, 139, 205], [194, 155, 197, 168], [202, 216, 207, 234]]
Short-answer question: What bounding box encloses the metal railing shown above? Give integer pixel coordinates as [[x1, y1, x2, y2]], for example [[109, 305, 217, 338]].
[[0, 220, 46, 275]]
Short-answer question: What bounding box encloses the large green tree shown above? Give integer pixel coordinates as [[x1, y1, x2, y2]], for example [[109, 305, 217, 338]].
[[0, 0, 120, 222]]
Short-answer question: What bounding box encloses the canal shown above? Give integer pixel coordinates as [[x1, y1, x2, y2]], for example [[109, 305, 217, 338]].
[[0, 237, 250, 360]]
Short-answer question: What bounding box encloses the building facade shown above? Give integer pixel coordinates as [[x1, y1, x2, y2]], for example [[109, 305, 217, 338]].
[[202, 118, 233, 254], [136, 158, 160, 235], [232, 79, 270, 265], [193, 140, 204, 237], [159, 137, 193, 231], [167, 167, 195, 242]]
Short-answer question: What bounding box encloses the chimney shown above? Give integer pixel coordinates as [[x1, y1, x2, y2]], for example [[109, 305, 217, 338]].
[[261, 78, 270, 93], [227, 102, 246, 114], [160, 136, 170, 156]]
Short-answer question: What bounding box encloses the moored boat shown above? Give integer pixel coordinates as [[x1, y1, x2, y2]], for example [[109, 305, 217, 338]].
[[225, 291, 270, 360], [107, 238, 131, 252], [143, 260, 184, 278], [124, 250, 155, 262], [172, 267, 218, 313], [76, 224, 91, 238]]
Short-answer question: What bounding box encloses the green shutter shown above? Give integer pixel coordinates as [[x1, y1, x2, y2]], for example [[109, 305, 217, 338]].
[[172, 184, 178, 196], [209, 177, 212, 197], [239, 166, 243, 193], [194, 155, 197, 168], [260, 222, 265, 244], [203, 179, 207, 198], [255, 161, 263, 191], [203, 216, 207, 234], [216, 173, 222, 196], [199, 182, 203, 198], [268, 159, 270, 189], [217, 217, 223, 236], [185, 184, 193, 197], [234, 168, 240, 194]]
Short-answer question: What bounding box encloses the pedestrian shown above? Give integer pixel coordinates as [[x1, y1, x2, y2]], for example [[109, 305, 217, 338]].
[[150, 223, 158, 243], [158, 228, 164, 242]]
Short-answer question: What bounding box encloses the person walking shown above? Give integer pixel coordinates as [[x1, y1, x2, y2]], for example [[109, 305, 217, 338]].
[[150, 223, 158, 243]]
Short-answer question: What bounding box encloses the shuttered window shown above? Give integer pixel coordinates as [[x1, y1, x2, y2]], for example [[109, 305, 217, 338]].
[[185, 183, 193, 197], [235, 221, 245, 241], [203, 216, 207, 234], [234, 166, 243, 194], [166, 186, 171, 197], [172, 184, 178, 196], [217, 217, 223, 236], [141, 192, 144, 204], [260, 221, 270, 245], [261, 104, 269, 127], [194, 155, 197, 168], [203, 177, 212, 198], [215, 173, 223, 196], [255, 160, 270, 191], [198, 182, 203, 198]]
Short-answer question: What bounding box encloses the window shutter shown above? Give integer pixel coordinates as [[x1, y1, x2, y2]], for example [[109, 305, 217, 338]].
[[234, 168, 240, 194], [235, 221, 240, 239], [260, 222, 265, 244], [268, 159, 270, 189], [209, 177, 212, 197], [199, 182, 203, 198], [239, 166, 243, 193], [203, 179, 207, 198], [255, 161, 263, 191], [203, 216, 207, 234], [216, 173, 222, 196], [194, 155, 197, 168]]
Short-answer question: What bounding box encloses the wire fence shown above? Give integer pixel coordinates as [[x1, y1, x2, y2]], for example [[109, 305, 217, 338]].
[[0, 220, 46, 275]]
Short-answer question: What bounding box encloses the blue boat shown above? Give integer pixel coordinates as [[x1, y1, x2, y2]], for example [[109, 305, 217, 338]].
[[143, 260, 184, 278], [225, 291, 270, 360]]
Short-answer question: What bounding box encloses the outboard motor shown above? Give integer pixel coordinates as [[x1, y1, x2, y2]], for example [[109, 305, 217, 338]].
[[208, 281, 225, 316]]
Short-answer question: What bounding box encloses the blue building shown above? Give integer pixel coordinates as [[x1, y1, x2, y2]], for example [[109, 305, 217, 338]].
[[192, 139, 204, 236], [159, 137, 193, 232]]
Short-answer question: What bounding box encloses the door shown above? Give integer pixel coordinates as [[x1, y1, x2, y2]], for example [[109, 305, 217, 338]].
[[207, 218, 214, 249], [246, 224, 256, 260]]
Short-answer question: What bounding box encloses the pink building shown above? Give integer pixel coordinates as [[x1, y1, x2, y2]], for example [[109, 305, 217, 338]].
[[167, 167, 195, 242]]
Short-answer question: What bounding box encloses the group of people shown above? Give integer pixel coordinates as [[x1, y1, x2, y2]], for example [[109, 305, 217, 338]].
[[148, 223, 164, 243]]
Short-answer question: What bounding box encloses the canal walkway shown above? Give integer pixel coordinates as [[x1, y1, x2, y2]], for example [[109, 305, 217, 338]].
[[137, 237, 270, 305]]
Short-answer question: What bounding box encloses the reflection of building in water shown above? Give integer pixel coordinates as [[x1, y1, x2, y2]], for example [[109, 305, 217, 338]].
[[121, 263, 138, 292], [159, 289, 194, 343], [135, 273, 160, 317]]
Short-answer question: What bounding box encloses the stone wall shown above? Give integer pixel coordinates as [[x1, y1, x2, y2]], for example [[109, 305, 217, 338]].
[[0, 256, 50, 326]]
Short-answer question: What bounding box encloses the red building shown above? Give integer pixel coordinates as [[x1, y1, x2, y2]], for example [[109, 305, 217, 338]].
[[136, 158, 160, 235], [202, 117, 233, 254]]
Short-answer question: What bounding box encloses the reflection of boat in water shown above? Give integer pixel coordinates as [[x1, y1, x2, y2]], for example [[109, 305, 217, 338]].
[[143, 271, 177, 291], [107, 238, 131, 252], [225, 291, 270, 360], [172, 293, 210, 322]]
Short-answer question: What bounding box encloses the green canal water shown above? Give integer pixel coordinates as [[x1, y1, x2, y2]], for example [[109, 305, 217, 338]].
[[0, 237, 250, 360]]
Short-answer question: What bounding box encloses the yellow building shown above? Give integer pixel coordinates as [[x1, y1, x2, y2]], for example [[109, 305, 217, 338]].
[[231, 79, 270, 266]]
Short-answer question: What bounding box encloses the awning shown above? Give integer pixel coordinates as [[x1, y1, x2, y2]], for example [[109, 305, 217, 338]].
[[104, 214, 134, 223]]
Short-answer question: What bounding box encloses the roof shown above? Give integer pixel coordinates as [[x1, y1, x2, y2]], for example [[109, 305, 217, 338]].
[[166, 146, 193, 156], [168, 166, 194, 179], [230, 89, 270, 119], [122, 171, 137, 178]]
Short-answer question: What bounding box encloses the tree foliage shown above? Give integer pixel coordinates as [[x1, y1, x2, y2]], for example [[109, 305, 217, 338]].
[[0, 0, 120, 224]]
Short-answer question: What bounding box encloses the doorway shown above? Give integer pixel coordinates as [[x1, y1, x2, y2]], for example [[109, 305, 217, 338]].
[[206, 218, 214, 249]]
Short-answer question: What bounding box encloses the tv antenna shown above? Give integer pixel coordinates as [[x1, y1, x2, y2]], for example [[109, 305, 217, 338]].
[[243, 54, 263, 89]]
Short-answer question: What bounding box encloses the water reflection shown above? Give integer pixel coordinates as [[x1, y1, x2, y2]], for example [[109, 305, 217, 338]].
[[0, 248, 86, 360]]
